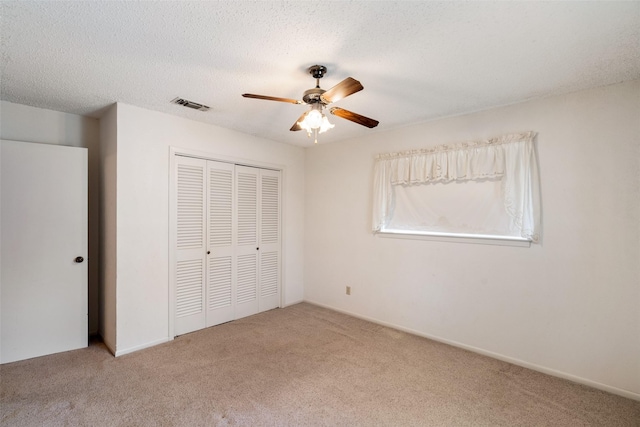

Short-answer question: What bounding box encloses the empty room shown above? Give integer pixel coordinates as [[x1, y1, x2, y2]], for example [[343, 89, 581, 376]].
[[1, 1, 639, 425]]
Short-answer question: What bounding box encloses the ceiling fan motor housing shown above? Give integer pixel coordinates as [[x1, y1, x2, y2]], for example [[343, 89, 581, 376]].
[[302, 87, 326, 104]]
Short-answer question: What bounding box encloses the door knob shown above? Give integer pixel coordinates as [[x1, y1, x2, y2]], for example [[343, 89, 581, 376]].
[[75, 256, 84, 263]]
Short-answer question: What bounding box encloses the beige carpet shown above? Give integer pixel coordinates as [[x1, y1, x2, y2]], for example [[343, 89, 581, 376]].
[[1, 303, 638, 426]]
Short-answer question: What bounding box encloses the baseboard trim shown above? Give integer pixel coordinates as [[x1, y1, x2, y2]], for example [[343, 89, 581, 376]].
[[304, 300, 640, 402], [283, 299, 304, 308], [114, 337, 170, 357]]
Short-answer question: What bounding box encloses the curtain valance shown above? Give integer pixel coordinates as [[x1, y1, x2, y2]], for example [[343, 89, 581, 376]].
[[372, 131, 540, 242]]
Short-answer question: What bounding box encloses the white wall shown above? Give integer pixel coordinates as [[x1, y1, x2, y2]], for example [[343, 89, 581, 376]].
[[1, 101, 101, 335], [304, 80, 640, 398], [98, 104, 117, 352], [109, 103, 305, 355]]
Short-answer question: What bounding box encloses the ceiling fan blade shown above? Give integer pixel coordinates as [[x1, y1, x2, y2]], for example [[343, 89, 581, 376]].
[[290, 112, 308, 131], [242, 93, 302, 104], [329, 107, 379, 128], [320, 77, 363, 104]]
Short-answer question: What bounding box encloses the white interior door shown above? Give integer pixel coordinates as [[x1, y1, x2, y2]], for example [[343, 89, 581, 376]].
[[259, 169, 281, 312], [234, 166, 259, 320], [174, 156, 207, 336], [206, 160, 235, 327], [1, 140, 88, 364]]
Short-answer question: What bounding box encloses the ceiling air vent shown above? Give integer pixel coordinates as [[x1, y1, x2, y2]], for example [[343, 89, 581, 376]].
[[171, 97, 210, 111]]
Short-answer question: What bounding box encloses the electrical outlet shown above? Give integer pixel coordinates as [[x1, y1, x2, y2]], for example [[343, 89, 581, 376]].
[[346, 286, 351, 295]]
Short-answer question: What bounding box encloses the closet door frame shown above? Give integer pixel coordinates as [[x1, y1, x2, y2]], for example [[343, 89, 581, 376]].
[[168, 147, 284, 339]]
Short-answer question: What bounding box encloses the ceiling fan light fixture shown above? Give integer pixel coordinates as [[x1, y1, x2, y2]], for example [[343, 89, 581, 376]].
[[297, 113, 313, 134], [304, 109, 323, 129], [319, 115, 334, 134], [297, 106, 334, 143]]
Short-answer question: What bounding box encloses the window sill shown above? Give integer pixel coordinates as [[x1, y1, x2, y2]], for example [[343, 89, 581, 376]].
[[377, 229, 531, 247]]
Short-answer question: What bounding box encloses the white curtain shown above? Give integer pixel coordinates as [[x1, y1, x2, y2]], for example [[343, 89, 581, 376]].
[[372, 131, 540, 242]]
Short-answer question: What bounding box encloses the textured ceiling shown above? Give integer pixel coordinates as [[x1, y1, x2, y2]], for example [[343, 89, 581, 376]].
[[1, 1, 639, 146]]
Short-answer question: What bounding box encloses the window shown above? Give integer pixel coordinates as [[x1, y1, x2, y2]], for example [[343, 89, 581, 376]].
[[372, 132, 540, 243]]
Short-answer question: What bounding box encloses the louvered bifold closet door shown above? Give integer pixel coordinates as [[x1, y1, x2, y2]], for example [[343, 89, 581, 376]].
[[258, 169, 281, 312], [174, 156, 207, 335], [206, 161, 235, 327], [234, 165, 260, 320]]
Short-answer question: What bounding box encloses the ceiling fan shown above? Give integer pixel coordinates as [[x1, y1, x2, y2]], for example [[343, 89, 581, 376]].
[[242, 65, 379, 143]]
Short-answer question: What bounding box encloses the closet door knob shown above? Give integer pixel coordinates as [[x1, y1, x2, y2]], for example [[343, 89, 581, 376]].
[[256, 247, 259, 250], [207, 251, 210, 254], [75, 256, 84, 263]]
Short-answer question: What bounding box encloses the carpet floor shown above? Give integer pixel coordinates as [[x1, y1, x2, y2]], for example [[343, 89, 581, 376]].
[[1, 303, 639, 426]]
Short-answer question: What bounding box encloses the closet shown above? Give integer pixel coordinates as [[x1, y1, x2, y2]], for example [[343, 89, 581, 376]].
[[173, 156, 281, 336]]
